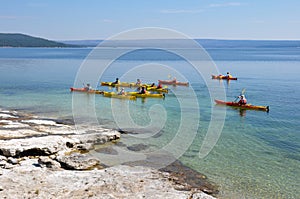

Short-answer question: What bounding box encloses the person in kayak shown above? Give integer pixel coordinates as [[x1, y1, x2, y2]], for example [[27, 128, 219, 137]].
[[84, 83, 92, 91], [226, 72, 233, 79], [118, 88, 125, 95], [139, 86, 147, 94], [157, 83, 162, 89], [150, 83, 155, 87], [136, 79, 142, 86], [113, 78, 120, 85], [238, 95, 247, 105]]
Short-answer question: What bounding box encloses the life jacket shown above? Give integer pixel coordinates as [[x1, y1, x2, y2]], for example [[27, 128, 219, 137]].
[[140, 89, 146, 94], [240, 98, 247, 104]]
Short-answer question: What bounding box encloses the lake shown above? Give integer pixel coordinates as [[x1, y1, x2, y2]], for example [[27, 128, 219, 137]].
[[0, 44, 299, 198]]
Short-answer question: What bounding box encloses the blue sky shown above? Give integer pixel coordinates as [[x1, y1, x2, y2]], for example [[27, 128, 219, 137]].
[[1, 0, 300, 40]]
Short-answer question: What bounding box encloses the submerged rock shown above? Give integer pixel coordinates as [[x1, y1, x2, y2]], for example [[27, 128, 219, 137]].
[[127, 143, 149, 151], [159, 160, 218, 195]]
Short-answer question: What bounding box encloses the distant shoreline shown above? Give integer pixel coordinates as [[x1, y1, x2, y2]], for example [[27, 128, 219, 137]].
[[1, 33, 300, 48]]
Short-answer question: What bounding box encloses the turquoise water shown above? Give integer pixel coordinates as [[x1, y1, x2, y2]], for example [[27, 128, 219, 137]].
[[0, 47, 299, 198]]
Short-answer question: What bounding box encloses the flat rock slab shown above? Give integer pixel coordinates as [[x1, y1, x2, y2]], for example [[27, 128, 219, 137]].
[[0, 109, 217, 199], [0, 136, 75, 157]]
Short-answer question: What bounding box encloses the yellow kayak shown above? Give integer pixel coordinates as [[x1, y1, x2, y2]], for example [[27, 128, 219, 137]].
[[146, 87, 169, 93], [127, 92, 165, 98], [103, 92, 136, 100]]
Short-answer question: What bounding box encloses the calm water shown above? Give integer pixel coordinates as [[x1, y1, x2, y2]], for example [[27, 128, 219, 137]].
[[0, 46, 299, 198]]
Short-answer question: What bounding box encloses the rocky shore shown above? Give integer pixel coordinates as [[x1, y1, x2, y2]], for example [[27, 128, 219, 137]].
[[0, 109, 217, 199]]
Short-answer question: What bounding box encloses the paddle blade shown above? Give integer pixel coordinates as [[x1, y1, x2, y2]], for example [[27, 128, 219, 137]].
[[241, 88, 246, 95]]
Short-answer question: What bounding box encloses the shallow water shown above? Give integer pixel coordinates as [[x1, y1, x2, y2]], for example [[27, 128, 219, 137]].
[[0, 46, 299, 198]]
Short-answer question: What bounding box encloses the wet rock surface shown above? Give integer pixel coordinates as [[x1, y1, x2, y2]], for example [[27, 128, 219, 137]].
[[0, 109, 217, 199]]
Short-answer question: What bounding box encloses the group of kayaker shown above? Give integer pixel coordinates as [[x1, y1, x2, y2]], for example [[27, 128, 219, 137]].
[[111, 78, 163, 95], [212, 71, 247, 105]]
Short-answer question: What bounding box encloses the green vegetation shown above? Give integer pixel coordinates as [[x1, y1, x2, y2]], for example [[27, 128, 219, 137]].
[[0, 33, 77, 47]]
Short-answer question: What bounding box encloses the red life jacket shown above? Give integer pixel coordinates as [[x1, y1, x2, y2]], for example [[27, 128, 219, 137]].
[[239, 99, 247, 105]]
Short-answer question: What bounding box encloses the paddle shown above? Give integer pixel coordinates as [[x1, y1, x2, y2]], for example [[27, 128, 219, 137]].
[[234, 88, 246, 102]]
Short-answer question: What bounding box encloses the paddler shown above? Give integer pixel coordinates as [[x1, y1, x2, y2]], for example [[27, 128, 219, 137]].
[[226, 72, 233, 79], [118, 88, 125, 95], [136, 79, 142, 86], [157, 83, 162, 89], [113, 78, 120, 85], [139, 86, 147, 94], [238, 95, 247, 105], [84, 83, 92, 91]]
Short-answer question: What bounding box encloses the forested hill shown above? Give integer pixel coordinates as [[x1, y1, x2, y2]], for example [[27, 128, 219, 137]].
[[0, 33, 76, 47]]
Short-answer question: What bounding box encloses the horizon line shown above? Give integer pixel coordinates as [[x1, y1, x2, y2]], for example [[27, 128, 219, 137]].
[[1, 32, 300, 41], [57, 38, 300, 41]]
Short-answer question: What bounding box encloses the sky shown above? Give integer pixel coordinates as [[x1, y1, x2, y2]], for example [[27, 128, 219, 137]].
[[1, 0, 300, 40]]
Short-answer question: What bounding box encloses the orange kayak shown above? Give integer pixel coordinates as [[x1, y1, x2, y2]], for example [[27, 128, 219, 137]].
[[215, 99, 269, 112], [70, 87, 103, 94]]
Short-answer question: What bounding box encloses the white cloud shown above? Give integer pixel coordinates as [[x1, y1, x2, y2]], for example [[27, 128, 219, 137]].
[[160, 9, 204, 14], [102, 19, 114, 23], [209, 2, 242, 8]]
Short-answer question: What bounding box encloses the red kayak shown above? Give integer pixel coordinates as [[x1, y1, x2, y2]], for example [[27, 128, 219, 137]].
[[212, 75, 237, 80], [158, 79, 189, 86], [70, 87, 103, 94], [215, 99, 269, 112]]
